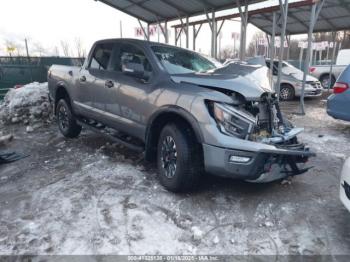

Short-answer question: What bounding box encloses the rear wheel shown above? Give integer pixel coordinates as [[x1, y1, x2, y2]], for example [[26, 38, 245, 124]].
[[56, 99, 82, 138], [320, 75, 335, 89], [279, 84, 295, 101], [157, 123, 202, 192]]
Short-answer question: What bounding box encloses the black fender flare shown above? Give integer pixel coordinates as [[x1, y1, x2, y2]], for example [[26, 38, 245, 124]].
[[145, 106, 204, 161]]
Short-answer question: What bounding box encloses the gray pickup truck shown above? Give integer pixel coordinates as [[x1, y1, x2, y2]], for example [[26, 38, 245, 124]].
[[48, 38, 314, 192]]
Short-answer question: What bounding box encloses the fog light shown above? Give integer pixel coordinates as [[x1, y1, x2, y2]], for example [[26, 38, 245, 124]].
[[229, 155, 251, 163]]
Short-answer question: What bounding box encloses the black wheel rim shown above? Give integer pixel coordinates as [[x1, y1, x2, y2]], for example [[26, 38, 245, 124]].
[[280, 87, 291, 100], [321, 78, 329, 88], [58, 105, 69, 131], [161, 136, 177, 178]]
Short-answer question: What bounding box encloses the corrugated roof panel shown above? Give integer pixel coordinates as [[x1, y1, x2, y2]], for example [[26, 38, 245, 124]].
[[97, 0, 264, 23], [166, 0, 204, 13], [104, 0, 131, 9], [142, 0, 180, 19], [249, 0, 350, 35], [321, 6, 349, 18], [126, 5, 160, 21]]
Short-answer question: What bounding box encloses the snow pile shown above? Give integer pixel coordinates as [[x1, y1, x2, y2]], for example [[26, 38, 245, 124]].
[[0, 82, 52, 125]]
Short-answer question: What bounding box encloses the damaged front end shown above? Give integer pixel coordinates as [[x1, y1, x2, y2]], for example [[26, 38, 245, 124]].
[[208, 92, 315, 183]]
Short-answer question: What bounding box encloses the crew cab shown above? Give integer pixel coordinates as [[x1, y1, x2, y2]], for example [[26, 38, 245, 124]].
[[48, 38, 315, 192]]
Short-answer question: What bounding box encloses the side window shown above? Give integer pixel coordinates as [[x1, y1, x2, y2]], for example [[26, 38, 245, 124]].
[[115, 44, 153, 80], [89, 43, 114, 70]]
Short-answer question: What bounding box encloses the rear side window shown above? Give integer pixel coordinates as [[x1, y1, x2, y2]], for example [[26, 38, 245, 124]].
[[89, 43, 114, 70]]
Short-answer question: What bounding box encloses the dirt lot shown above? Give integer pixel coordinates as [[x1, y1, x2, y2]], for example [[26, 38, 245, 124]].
[[0, 96, 350, 255]]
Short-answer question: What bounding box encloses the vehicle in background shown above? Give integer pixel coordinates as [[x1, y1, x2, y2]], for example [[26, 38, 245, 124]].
[[266, 59, 322, 101], [48, 38, 315, 192], [309, 49, 350, 88], [327, 64, 350, 122], [340, 158, 350, 212]]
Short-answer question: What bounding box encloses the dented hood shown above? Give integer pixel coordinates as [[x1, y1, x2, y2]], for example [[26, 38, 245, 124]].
[[171, 63, 273, 100]]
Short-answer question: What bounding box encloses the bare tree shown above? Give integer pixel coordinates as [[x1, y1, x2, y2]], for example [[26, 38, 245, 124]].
[[33, 42, 47, 56], [247, 32, 267, 58], [60, 40, 71, 57], [219, 46, 235, 61], [74, 38, 86, 58], [4, 39, 25, 56]]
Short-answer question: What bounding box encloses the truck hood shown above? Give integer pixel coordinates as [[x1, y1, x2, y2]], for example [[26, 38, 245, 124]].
[[170, 63, 273, 100]]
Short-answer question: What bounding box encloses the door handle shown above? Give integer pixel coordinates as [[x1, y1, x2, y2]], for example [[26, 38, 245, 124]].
[[80, 75, 86, 82], [105, 80, 114, 88]]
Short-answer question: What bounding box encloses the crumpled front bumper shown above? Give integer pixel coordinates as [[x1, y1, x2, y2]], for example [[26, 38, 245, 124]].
[[202, 128, 315, 182]]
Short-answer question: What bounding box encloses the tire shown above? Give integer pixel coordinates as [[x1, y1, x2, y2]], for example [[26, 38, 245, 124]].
[[320, 75, 335, 89], [157, 123, 203, 192], [279, 84, 295, 101], [56, 99, 82, 138]]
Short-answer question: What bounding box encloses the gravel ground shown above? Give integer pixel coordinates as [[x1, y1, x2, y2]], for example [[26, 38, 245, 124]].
[[0, 95, 350, 256]]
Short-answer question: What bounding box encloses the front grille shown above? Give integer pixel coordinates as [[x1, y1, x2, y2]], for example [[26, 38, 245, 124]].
[[306, 81, 322, 89], [343, 181, 350, 200]]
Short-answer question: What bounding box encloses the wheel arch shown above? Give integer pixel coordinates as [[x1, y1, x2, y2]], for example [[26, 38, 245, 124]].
[[54, 83, 71, 115], [319, 73, 336, 80], [145, 106, 204, 162]]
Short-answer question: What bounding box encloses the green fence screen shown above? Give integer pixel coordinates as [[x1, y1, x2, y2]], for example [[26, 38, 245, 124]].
[[0, 56, 84, 100]]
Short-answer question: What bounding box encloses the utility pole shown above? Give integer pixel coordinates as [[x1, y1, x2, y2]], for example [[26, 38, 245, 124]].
[[25, 38, 30, 58]]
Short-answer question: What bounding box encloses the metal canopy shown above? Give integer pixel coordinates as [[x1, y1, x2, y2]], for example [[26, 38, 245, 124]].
[[96, 0, 264, 24], [249, 0, 350, 35]]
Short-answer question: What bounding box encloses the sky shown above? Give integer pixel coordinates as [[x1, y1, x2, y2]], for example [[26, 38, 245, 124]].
[[0, 0, 297, 57]]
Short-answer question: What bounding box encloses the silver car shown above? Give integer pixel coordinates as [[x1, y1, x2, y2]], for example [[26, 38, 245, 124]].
[[266, 60, 323, 101]]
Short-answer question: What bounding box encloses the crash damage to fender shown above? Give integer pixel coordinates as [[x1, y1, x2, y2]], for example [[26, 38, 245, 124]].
[[172, 62, 315, 183]]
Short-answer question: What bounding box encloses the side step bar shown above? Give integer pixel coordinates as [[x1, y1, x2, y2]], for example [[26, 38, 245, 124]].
[[77, 120, 144, 153]]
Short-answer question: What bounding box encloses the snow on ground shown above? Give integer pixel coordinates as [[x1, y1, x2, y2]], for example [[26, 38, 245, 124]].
[[0, 82, 52, 125], [0, 93, 350, 255], [290, 104, 350, 160]]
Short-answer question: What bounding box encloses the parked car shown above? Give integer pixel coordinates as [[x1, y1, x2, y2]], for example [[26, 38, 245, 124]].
[[327, 64, 350, 121], [309, 49, 350, 88], [340, 158, 350, 212], [266, 59, 323, 101], [48, 39, 315, 192]]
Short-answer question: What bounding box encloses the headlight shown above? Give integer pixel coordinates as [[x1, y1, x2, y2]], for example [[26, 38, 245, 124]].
[[212, 103, 257, 139]]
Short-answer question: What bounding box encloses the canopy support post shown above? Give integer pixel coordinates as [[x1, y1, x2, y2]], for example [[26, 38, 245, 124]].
[[158, 20, 169, 44], [205, 10, 217, 58], [138, 19, 149, 41], [270, 12, 276, 88], [147, 24, 150, 41], [237, 0, 248, 61], [193, 25, 196, 51], [186, 17, 189, 48], [192, 23, 203, 51], [299, 0, 325, 115], [276, 0, 289, 102], [328, 31, 337, 91]]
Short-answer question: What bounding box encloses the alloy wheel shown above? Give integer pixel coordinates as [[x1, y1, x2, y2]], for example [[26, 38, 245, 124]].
[[58, 105, 69, 131], [160, 136, 177, 178]]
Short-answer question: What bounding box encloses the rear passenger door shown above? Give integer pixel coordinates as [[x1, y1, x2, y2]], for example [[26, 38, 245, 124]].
[[77, 42, 115, 119]]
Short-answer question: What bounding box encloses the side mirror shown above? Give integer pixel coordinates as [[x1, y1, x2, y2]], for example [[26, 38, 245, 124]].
[[122, 62, 145, 79]]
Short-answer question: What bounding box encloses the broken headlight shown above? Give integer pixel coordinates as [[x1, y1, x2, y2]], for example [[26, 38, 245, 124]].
[[212, 103, 257, 139]]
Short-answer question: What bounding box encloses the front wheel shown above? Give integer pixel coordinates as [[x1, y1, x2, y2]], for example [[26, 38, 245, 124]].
[[279, 84, 295, 101], [157, 123, 203, 192], [56, 99, 82, 138]]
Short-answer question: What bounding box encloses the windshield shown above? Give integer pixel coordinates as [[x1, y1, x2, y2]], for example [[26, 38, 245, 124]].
[[151, 45, 218, 74]]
